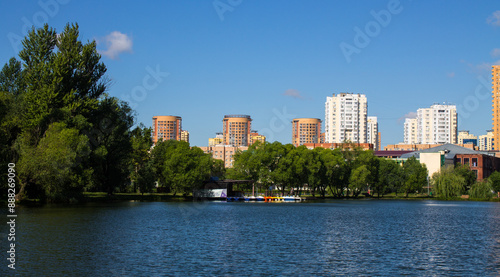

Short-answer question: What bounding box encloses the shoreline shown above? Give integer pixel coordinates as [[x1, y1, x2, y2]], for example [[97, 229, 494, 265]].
[[6, 192, 499, 206]]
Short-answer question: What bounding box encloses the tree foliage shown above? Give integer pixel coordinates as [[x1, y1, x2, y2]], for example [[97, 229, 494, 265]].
[[453, 164, 477, 193], [151, 140, 215, 196], [375, 158, 403, 198], [401, 157, 427, 197], [469, 181, 493, 199], [0, 23, 135, 202], [488, 171, 500, 194], [17, 123, 91, 202], [432, 166, 465, 199]]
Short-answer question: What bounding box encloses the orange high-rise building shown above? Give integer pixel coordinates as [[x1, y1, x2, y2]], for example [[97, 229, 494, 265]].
[[152, 115, 182, 145], [222, 115, 252, 146], [493, 65, 500, 150], [292, 118, 322, 147]]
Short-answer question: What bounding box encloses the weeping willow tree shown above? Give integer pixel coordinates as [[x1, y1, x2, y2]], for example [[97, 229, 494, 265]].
[[431, 167, 465, 199], [469, 181, 493, 199]]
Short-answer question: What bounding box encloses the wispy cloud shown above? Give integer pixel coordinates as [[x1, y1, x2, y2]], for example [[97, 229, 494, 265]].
[[487, 10, 500, 26], [283, 89, 304, 99], [398, 111, 417, 124], [461, 59, 495, 74], [98, 31, 133, 60], [491, 48, 500, 57], [447, 72, 455, 78]]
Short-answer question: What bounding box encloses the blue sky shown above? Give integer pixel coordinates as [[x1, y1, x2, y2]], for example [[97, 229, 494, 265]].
[[1, 0, 499, 147]]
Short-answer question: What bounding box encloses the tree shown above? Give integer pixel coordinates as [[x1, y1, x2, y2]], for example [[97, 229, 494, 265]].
[[304, 147, 327, 197], [351, 150, 379, 196], [272, 144, 306, 196], [210, 159, 226, 180], [0, 57, 25, 96], [86, 97, 134, 194], [349, 165, 370, 198], [17, 122, 91, 202], [136, 159, 156, 195], [375, 158, 403, 198], [152, 140, 213, 196], [432, 166, 465, 199], [488, 171, 500, 198], [10, 23, 110, 201], [230, 141, 262, 182], [321, 148, 347, 198], [469, 181, 493, 199], [402, 157, 428, 197], [453, 163, 477, 193], [130, 124, 153, 192]]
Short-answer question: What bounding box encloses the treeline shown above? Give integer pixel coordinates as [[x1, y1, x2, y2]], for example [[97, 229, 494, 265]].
[[228, 141, 500, 200], [0, 23, 223, 202], [228, 141, 428, 198]]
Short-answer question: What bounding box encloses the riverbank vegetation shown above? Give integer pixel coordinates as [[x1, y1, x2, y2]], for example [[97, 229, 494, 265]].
[[1, 23, 498, 203], [228, 141, 430, 198]]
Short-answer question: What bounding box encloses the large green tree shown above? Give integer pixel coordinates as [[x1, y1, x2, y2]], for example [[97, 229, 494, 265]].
[[321, 148, 347, 198], [402, 157, 428, 197], [488, 171, 500, 198], [4, 23, 135, 201], [152, 140, 214, 196], [17, 122, 91, 202], [86, 97, 134, 194], [453, 164, 477, 193], [349, 165, 370, 197], [375, 158, 404, 198], [432, 167, 466, 199], [130, 124, 153, 192]]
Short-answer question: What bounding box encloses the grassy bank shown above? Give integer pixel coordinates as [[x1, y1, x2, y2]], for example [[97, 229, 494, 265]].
[[83, 192, 193, 202], [8, 191, 499, 205]]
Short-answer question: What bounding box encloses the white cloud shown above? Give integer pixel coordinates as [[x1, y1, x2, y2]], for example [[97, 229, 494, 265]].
[[447, 72, 455, 78], [461, 60, 495, 74], [487, 10, 500, 26], [491, 48, 500, 57], [283, 89, 304, 99], [397, 111, 417, 124], [98, 31, 133, 60]]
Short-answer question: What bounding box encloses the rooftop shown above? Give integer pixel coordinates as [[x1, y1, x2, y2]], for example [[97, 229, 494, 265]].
[[400, 143, 487, 160]]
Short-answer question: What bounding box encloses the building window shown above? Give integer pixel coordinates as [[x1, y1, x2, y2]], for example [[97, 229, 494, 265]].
[[464, 158, 469, 165], [472, 158, 477, 167]]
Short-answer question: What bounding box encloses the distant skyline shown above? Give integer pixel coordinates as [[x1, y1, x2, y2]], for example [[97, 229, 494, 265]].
[[1, 1, 499, 147]]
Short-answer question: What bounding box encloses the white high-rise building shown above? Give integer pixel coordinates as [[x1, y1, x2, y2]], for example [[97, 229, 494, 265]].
[[403, 118, 418, 144], [367, 116, 379, 150], [407, 104, 457, 144], [325, 93, 368, 143]]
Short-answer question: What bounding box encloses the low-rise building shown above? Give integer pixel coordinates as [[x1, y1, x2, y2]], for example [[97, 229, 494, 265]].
[[249, 132, 266, 145], [400, 144, 499, 182], [199, 145, 248, 168], [385, 143, 476, 151], [303, 143, 374, 151], [458, 130, 477, 147]]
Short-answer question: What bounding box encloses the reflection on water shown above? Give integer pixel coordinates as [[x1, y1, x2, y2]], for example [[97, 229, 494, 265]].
[[3, 200, 500, 276]]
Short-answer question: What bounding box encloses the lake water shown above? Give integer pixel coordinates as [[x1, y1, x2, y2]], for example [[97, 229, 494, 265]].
[[3, 200, 500, 276]]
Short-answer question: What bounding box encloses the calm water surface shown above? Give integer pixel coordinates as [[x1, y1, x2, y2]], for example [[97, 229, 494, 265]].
[[3, 200, 500, 276]]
